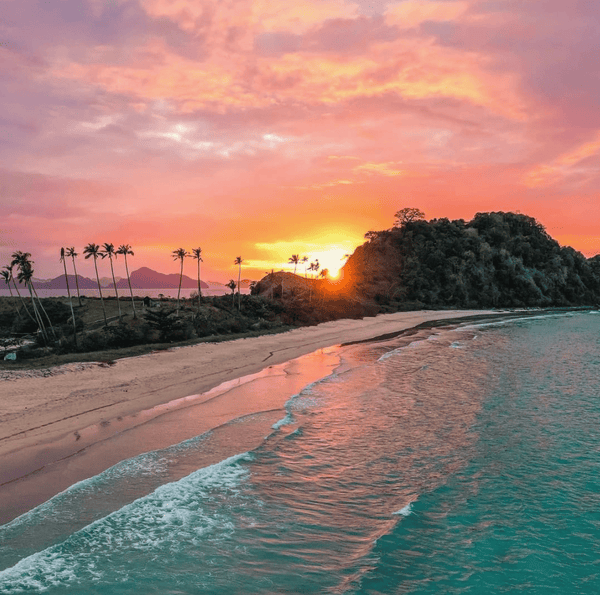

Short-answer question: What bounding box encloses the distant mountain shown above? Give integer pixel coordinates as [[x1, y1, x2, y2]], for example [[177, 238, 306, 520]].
[[109, 267, 209, 289], [99, 276, 122, 287], [31, 274, 98, 290]]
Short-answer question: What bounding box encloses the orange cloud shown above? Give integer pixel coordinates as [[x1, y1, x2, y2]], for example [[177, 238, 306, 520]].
[[524, 132, 600, 188], [385, 0, 470, 28], [140, 0, 359, 40], [51, 13, 526, 119], [354, 161, 404, 176]]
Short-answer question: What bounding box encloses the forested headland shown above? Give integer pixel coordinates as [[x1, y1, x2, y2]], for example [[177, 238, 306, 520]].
[[343, 210, 600, 310]]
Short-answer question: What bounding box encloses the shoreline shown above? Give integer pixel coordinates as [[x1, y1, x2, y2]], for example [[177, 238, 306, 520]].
[[0, 309, 527, 523]]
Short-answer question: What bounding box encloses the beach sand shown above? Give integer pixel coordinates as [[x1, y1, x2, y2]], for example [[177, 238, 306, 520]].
[[0, 309, 505, 522]]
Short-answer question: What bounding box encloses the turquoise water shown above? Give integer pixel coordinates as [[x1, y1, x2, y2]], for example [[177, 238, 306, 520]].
[[1, 312, 599, 593]]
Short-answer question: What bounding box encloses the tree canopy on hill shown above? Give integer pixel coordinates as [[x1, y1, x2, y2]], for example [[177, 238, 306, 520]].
[[345, 211, 600, 309]]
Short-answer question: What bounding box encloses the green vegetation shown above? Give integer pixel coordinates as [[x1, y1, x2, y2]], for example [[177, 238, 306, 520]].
[[347, 211, 600, 309]]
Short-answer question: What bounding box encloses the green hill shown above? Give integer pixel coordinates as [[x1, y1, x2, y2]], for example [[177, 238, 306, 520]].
[[344, 211, 600, 309]]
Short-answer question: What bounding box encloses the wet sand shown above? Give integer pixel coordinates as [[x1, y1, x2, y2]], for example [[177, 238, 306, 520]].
[[0, 310, 505, 523]]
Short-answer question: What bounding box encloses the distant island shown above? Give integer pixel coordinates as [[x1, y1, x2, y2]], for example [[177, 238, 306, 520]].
[[24, 267, 210, 291]]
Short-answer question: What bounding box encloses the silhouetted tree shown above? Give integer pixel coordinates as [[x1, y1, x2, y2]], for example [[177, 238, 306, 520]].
[[234, 256, 243, 310], [394, 207, 426, 228], [227, 279, 236, 306], [65, 247, 83, 306], [12, 252, 49, 344], [302, 255, 309, 278], [102, 243, 122, 320], [190, 247, 203, 311], [172, 248, 189, 316], [60, 247, 78, 347], [289, 254, 300, 274], [117, 244, 137, 319], [83, 243, 108, 327]]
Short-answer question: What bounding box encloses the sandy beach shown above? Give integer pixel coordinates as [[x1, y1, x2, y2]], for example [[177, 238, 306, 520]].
[[0, 309, 504, 522]]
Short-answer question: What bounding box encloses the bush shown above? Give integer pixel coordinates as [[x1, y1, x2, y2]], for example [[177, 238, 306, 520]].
[[144, 308, 193, 342]]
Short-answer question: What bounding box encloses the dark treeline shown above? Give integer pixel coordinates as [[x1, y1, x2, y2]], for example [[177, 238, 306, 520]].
[[345, 211, 600, 309]]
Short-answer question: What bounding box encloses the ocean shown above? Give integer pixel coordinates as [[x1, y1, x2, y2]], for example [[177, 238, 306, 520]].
[[1, 311, 599, 593]]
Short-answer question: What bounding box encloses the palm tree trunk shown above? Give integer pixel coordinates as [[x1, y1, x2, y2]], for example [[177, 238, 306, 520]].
[[31, 285, 57, 339], [12, 279, 37, 324], [177, 258, 183, 315], [27, 283, 48, 345], [197, 260, 201, 312], [237, 265, 242, 310], [62, 259, 78, 348], [3, 282, 21, 318], [108, 256, 122, 320], [123, 254, 137, 319], [71, 256, 82, 306], [93, 257, 108, 327]]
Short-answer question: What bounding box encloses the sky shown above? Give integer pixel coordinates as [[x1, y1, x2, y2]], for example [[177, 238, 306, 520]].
[[1, 0, 599, 282]]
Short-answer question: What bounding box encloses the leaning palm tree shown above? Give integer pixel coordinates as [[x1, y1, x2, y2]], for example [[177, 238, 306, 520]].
[[12, 255, 48, 344], [288, 254, 300, 275], [11, 251, 55, 338], [234, 256, 243, 310], [65, 247, 83, 306], [226, 279, 237, 306], [2, 264, 35, 323], [116, 244, 137, 319], [101, 243, 122, 320], [0, 267, 22, 318], [189, 247, 203, 311], [60, 248, 78, 347], [172, 248, 189, 315], [83, 243, 108, 327]]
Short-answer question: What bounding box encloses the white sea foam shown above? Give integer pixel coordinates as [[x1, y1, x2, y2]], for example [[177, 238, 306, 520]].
[[393, 503, 413, 517], [0, 452, 253, 593], [272, 412, 294, 430]]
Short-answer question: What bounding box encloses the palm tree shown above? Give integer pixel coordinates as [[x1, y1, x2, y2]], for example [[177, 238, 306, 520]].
[[12, 253, 48, 344], [65, 247, 82, 306], [302, 255, 309, 278], [190, 247, 203, 311], [116, 244, 137, 319], [320, 268, 329, 279], [288, 254, 300, 275], [11, 251, 55, 338], [309, 260, 320, 279], [101, 243, 122, 320], [60, 248, 78, 347], [2, 264, 35, 323], [83, 243, 108, 327], [172, 248, 189, 315], [226, 279, 237, 306], [0, 267, 22, 319], [234, 256, 243, 310]]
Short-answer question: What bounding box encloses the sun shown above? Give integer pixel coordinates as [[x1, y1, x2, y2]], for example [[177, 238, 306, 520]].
[[309, 248, 349, 278]]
